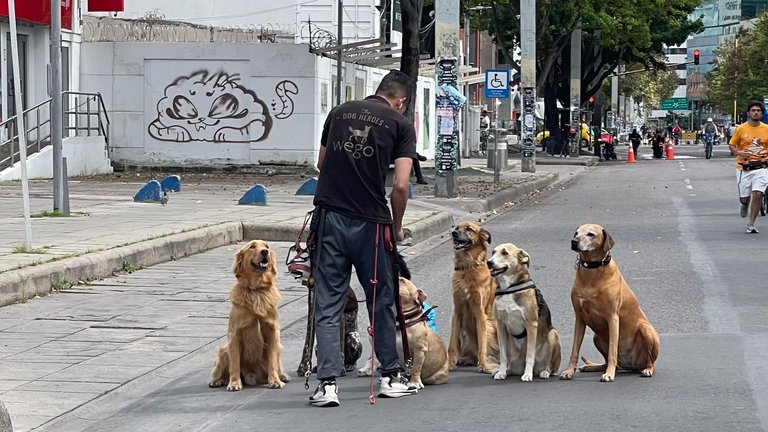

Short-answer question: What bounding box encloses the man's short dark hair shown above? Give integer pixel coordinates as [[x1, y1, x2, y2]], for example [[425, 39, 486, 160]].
[[376, 70, 411, 100], [747, 100, 764, 113]]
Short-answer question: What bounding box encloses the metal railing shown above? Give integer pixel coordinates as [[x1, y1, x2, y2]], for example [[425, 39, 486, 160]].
[[0, 92, 110, 172]]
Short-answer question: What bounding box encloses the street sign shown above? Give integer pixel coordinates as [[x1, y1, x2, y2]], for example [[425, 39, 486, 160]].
[[660, 97, 689, 110], [485, 69, 510, 99]]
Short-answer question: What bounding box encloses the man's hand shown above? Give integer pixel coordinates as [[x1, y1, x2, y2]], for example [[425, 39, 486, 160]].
[[396, 228, 405, 242]]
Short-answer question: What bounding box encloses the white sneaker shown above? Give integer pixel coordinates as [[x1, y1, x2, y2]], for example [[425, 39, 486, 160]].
[[309, 381, 339, 407], [747, 224, 759, 234], [378, 373, 418, 398]]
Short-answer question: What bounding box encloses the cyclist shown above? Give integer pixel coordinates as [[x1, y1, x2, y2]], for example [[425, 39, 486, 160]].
[[479, 110, 491, 154], [702, 118, 719, 159], [728, 101, 768, 234]]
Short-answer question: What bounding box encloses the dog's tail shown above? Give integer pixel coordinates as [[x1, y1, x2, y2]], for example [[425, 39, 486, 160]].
[[581, 356, 599, 366]]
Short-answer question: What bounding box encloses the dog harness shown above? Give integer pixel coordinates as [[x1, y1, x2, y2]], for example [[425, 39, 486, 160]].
[[495, 280, 538, 339], [575, 253, 612, 269], [495, 280, 537, 297], [399, 306, 438, 329]]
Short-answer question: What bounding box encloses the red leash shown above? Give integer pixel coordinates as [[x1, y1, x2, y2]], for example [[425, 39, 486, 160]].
[[367, 224, 380, 405]]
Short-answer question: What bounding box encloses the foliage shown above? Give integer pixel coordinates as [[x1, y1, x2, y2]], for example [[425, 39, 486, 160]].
[[466, 0, 702, 101], [619, 62, 680, 108], [708, 15, 768, 116]]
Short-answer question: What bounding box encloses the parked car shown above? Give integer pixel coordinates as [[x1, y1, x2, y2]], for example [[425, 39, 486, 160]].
[[536, 123, 592, 148]]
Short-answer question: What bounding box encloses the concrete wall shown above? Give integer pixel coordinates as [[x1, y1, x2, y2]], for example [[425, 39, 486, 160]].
[[0, 136, 112, 181], [80, 42, 436, 167]]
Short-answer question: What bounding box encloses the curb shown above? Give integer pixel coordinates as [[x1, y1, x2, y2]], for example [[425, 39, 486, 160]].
[[0, 223, 244, 307], [482, 172, 559, 211], [0, 212, 456, 307]]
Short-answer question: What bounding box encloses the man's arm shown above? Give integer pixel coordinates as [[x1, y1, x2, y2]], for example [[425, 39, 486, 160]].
[[317, 146, 327, 173], [391, 156, 413, 242]]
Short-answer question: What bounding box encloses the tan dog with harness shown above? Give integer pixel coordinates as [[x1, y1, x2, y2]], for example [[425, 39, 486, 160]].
[[487, 243, 561, 381], [560, 224, 660, 382]]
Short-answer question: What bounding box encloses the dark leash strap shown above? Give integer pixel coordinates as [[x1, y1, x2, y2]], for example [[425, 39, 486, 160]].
[[384, 225, 413, 377]]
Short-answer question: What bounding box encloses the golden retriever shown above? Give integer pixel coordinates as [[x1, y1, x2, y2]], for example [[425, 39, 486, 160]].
[[560, 224, 660, 382], [448, 221, 499, 373], [398, 277, 449, 388], [209, 240, 289, 391]]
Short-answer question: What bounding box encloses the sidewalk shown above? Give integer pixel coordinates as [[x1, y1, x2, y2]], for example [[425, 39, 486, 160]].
[[0, 156, 594, 431], [0, 156, 594, 307]]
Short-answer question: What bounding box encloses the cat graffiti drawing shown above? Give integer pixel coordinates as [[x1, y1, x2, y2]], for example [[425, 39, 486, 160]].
[[148, 70, 273, 143]]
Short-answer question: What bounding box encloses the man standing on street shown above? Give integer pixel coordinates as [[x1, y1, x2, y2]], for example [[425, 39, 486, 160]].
[[309, 70, 419, 407], [729, 101, 768, 234]]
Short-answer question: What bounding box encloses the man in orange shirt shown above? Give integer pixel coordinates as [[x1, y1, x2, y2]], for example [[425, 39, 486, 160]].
[[729, 101, 768, 233]]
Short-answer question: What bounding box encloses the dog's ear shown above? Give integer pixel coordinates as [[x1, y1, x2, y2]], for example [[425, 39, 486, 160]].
[[417, 289, 427, 303], [518, 249, 531, 267], [601, 229, 615, 253], [268, 248, 277, 274], [233, 247, 246, 278], [480, 228, 492, 245]]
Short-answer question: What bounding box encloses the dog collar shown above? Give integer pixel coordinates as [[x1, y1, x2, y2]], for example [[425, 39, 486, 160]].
[[575, 253, 612, 269], [399, 306, 437, 329], [495, 280, 537, 297]]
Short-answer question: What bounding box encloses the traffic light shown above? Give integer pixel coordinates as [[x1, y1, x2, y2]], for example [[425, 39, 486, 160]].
[[693, 49, 700, 65], [588, 95, 596, 110]]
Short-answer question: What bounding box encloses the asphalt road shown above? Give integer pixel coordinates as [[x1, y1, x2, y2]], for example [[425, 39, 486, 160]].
[[38, 143, 767, 432]]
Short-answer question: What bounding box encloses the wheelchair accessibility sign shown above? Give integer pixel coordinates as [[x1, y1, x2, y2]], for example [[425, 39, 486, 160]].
[[485, 69, 510, 99]]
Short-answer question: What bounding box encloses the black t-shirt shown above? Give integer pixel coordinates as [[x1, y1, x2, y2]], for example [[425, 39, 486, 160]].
[[313, 95, 417, 224]]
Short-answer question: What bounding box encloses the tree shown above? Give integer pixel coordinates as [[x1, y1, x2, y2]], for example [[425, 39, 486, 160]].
[[708, 14, 768, 117], [619, 62, 680, 111], [399, 0, 425, 121]]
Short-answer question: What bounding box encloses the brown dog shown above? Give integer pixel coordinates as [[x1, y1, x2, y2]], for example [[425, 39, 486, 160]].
[[560, 224, 660, 382], [398, 277, 449, 388], [448, 221, 499, 373], [209, 240, 290, 391]]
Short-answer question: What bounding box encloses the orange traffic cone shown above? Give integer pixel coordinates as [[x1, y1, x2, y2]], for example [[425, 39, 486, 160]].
[[627, 145, 637, 164], [666, 141, 675, 160]]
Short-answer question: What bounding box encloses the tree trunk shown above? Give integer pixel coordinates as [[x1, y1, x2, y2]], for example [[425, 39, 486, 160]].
[[399, 0, 423, 122]]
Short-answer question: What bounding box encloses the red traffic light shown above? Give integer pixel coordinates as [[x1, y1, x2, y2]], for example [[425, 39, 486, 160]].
[[693, 48, 700, 65]]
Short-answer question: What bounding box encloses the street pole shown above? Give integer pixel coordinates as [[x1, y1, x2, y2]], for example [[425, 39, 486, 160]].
[[51, 0, 65, 213], [611, 67, 619, 131], [494, 98, 500, 183], [520, 0, 536, 173], [568, 27, 581, 158], [463, 14, 470, 161], [9, 0, 33, 249], [433, 0, 460, 197], [336, 0, 343, 106]]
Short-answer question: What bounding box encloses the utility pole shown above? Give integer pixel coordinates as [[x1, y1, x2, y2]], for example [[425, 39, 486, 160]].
[[568, 27, 581, 158], [520, 0, 536, 172], [51, 0, 66, 213], [336, 0, 344, 106], [433, 0, 460, 197], [9, 0, 33, 249]]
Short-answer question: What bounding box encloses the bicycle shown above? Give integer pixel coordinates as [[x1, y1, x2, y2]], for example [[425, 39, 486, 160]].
[[761, 185, 768, 216]]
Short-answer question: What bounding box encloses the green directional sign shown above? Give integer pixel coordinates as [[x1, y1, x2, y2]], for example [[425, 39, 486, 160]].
[[660, 97, 689, 110]]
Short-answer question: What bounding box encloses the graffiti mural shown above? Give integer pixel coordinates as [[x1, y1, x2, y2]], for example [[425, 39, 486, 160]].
[[148, 71, 299, 143]]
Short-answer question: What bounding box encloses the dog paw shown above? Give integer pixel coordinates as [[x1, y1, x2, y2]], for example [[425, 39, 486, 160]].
[[600, 373, 615, 382], [268, 380, 285, 389], [539, 371, 551, 379], [227, 379, 243, 391], [559, 369, 574, 380], [492, 370, 507, 380], [413, 380, 425, 389], [280, 372, 291, 382], [208, 379, 225, 388], [357, 368, 373, 377], [521, 372, 533, 382], [478, 365, 494, 374], [641, 368, 653, 378]]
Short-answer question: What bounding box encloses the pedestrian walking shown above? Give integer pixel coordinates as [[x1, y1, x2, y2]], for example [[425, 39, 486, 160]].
[[728, 101, 768, 234], [309, 70, 419, 407]]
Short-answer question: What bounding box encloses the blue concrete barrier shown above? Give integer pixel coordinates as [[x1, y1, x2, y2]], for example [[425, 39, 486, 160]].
[[295, 178, 318, 196], [239, 184, 268, 206], [133, 180, 162, 203], [161, 175, 181, 192]]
